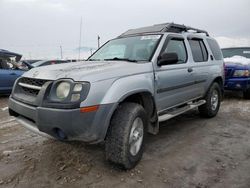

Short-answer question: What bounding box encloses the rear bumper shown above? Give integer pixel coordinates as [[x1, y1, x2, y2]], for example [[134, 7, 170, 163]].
[[9, 97, 117, 143], [224, 78, 250, 91]]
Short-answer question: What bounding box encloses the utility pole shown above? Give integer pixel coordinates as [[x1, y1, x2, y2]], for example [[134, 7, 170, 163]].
[[97, 35, 100, 49], [60, 45, 63, 59], [78, 17, 83, 61]]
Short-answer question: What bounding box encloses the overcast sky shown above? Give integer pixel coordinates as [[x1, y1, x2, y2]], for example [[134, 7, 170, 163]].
[[0, 0, 250, 59]]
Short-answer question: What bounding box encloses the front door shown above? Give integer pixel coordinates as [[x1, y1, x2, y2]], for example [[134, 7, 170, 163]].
[[154, 35, 197, 112]]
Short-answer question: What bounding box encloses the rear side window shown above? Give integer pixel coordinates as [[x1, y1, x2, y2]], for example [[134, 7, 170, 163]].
[[189, 39, 208, 62], [207, 39, 223, 60]]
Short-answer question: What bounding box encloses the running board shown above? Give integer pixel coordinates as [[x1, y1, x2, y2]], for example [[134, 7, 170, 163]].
[[158, 100, 206, 122]]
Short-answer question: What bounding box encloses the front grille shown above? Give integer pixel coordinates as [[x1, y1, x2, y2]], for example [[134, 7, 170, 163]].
[[20, 77, 48, 87], [13, 77, 51, 106], [18, 77, 50, 97], [22, 87, 40, 96]]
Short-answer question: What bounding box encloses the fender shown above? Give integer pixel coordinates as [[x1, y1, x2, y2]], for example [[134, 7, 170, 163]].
[[100, 72, 155, 104]]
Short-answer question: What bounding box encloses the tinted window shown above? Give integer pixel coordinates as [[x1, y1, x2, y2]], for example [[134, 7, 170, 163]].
[[163, 39, 187, 64], [200, 41, 208, 61], [207, 39, 223, 60], [189, 39, 208, 62]]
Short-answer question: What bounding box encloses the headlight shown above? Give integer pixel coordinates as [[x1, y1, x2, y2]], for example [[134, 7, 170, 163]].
[[56, 82, 71, 99], [233, 70, 250, 77], [47, 79, 90, 108]]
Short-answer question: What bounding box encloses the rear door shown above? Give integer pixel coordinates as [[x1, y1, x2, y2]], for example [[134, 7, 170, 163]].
[[187, 37, 213, 96], [154, 35, 197, 111]]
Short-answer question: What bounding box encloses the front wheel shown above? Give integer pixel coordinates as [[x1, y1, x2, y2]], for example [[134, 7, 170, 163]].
[[105, 102, 147, 169], [199, 82, 222, 118]]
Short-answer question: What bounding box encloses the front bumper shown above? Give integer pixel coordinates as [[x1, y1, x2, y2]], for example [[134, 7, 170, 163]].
[[224, 78, 250, 91], [9, 97, 117, 143]]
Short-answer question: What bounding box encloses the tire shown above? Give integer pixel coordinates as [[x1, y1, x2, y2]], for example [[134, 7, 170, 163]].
[[199, 82, 222, 118], [105, 102, 148, 169], [243, 89, 250, 99]]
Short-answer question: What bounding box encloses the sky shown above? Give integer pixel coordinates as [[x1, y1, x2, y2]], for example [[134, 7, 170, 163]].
[[0, 0, 250, 60]]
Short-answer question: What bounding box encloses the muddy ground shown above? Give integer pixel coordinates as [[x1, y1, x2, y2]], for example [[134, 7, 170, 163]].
[[0, 92, 250, 188]]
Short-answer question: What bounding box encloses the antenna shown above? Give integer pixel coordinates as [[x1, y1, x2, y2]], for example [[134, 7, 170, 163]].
[[78, 17, 82, 61]]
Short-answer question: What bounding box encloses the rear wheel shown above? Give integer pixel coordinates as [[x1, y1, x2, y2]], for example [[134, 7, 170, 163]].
[[243, 89, 250, 99], [105, 102, 147, 169], [199, 82, 221, 118]]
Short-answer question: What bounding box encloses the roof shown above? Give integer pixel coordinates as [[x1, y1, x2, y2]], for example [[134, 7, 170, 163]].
[[119, 23, 209, 37]]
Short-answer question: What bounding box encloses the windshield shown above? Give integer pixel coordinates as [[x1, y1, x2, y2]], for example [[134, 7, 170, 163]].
[[88, 35, 162, 62], [222, 48, 250, 58]]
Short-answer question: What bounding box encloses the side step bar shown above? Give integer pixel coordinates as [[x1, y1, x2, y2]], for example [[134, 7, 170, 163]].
[[158, 100, 206, 122]]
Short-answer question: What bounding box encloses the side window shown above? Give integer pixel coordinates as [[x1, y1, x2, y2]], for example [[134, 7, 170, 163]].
[[189, 39, 208, 62], [163, 38, 187, 64], [207, 38, 223, 60], [200, 41, 208, 61]]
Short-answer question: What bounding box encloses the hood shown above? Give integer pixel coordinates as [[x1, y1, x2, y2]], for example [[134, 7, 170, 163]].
[[22, 61, 153, 82], [224, 56, 250, 66]]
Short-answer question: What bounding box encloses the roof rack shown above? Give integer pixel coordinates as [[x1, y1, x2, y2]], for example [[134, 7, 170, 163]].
[[119, 23, 209, 37]]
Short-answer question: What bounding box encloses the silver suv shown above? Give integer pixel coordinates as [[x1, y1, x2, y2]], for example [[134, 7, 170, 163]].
[[9, 23, 224, 169]]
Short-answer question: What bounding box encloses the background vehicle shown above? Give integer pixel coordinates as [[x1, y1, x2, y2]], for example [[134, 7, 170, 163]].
[[20, 60, 41, 65], [19, 60, 70, 70], [0, 49, 25, 94], [222, 47, 250, 99], [9, 23, 224, 169], [31, 60, 70, 68]]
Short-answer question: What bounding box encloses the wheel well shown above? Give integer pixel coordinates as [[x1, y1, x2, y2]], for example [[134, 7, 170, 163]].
[[213, 77, 223, 88], [118, 92, 159, 134], [121, 92, 156, 120], [213, 76, 224, 97]]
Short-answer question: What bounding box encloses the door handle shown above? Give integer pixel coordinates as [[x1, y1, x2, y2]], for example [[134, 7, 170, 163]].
[[187, 68, 193, 73], [10, 72, 17, 75]]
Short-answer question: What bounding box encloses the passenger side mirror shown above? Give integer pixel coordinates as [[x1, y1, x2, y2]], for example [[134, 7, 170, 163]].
[[157, 52, 178, 66]]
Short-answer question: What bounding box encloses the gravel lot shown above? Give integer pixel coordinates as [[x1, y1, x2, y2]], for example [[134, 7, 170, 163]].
[[0, 92, 250, 188]]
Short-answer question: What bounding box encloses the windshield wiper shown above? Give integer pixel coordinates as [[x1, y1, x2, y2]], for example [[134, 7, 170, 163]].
[[104, 57, 138, 62]]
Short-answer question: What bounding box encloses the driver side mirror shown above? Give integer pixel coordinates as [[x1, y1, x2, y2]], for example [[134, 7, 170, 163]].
[[157, 52, 178, 66]]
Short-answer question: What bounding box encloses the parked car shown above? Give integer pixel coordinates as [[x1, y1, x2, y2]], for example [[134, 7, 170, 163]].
[[9, 23, 224, 169], [0, 49, 25, 94], [21, 60, 41, 64], [31, 60, 70, 68], [222, 47, 250, 99]]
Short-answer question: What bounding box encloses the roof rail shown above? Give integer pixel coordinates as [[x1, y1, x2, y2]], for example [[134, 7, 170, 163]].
[[119, 23, 209, 37], [163, 23, 209, 36]]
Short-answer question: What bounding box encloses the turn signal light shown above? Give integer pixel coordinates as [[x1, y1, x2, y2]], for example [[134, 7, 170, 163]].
[[80, 105, 99, 113]]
